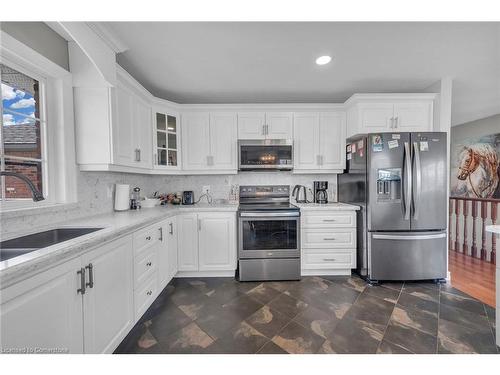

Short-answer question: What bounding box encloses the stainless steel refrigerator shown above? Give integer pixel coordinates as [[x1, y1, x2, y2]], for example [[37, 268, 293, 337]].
[[338, 132, 447, 283]]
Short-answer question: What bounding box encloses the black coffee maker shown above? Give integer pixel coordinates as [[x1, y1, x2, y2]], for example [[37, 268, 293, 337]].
[[313, 181, 328, 204]]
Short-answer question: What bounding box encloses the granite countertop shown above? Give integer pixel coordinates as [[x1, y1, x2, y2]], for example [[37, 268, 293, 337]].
[[0, 203, 238, 288], [293, 202, 360, 211], [485, 225, 500, 235]]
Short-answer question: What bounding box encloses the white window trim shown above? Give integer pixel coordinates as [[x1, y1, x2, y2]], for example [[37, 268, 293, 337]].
[[0, 31, 77, 212]]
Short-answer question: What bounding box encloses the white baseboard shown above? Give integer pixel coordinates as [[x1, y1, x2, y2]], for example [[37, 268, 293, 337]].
[[301, 269, 352, 276], [175, 270, 236, 278]]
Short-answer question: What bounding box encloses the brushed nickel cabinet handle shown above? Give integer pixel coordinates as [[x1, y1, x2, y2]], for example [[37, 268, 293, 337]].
[[323, 258, 337, 262], [169, 222, 173, 235], [323, 219, 336, 222], [159, 227, 163, 241], [146, 236, 151, 241], [147, 290, 152, 296], [77, 267, 86, 295], [85, 263, 94, 288], [146, 262, 152, 267], [323, 238, 336, 241]]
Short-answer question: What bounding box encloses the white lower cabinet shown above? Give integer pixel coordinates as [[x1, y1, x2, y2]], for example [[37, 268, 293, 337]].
[[301, 210, 357, 276], [0, 258, 84, 354], [198, 213, 236, 271], [158, 217, 178, 288], [177, 212, 237, 275], [81, 236, 134, 353], [0, 235, 134, 354]]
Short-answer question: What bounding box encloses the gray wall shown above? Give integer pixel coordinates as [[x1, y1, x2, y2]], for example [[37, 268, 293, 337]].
[[0, 22, 69, 70], [451, 114, 500, 145]]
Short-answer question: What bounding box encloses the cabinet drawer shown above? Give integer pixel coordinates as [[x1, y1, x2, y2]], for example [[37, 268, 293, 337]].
[[133, 225, 161, 255], [134, 245, 158, 288], [302, 228, 356, 248], [302, 251, 354, 269], [134, 274, 158, 320], [301, 211, 355, 228]]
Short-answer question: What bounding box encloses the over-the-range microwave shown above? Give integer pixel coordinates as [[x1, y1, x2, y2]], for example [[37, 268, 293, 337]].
[[238, 139, 293, 171]]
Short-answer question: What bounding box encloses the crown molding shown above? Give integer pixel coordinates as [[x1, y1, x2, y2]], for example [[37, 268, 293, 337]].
[[86, 22, 128, 53]]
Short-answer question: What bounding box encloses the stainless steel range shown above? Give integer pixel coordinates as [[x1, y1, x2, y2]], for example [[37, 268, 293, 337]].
[[238, 185, 301, 281]]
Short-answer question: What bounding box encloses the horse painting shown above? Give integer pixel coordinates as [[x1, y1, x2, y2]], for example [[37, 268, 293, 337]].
[[456, 143, 500, 198]]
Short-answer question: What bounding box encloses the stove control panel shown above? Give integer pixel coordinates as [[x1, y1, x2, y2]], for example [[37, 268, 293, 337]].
[[239, 185, 290, 198]]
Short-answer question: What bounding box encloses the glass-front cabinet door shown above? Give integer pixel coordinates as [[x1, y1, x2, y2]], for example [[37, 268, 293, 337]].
[[154, 109, 180, 170]]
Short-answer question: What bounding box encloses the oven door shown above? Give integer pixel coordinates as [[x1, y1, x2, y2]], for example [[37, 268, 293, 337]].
[[238, 211, 300, 259]]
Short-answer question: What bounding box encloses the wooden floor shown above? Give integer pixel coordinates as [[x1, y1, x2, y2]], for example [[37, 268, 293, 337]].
[[448, 251, 496, 307]]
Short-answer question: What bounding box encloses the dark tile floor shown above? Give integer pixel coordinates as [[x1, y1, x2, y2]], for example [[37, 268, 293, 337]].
[[114, 275, 498, 354]]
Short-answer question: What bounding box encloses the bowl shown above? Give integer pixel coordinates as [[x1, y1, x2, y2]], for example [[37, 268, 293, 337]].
[[142, 198, 160, 208]]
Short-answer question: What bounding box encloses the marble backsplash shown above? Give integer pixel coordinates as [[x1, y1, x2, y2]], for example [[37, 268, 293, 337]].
[[1, 171, 337, 236]]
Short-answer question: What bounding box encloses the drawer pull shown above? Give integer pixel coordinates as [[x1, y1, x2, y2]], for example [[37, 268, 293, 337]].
[[146, 236, 152, 241], [323, 219, 336, 222], [146, 290, 152, 296], [146, 262, 152, 267], [323, 238, 336, 241], [323, 258, 337, 262]]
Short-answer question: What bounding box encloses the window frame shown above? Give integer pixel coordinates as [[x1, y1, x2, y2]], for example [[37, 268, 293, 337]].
[[1, 58, 50, 207], [0, 30, 77, 213]]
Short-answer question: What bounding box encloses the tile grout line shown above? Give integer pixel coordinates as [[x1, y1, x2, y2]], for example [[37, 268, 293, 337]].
[[374, 282, 405, 354], [435, 282, 441, 354]]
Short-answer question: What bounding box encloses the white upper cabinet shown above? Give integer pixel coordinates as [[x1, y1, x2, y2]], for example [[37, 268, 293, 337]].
[[237, 112, 266, 139], [182, 112, 237, 173], [266, 112, 293, 139], [181, 112, 211, 171], [153, 108, 180, 171], [293, 113, 320, 170], [209, 113, 237, 171], [238, 112, 293, 139], [358, 102, 395, 132], [293, 111, 346, 173], [393, 102, 433, 131], [75, 66, 153, 173], [346, 94, 435, 137]]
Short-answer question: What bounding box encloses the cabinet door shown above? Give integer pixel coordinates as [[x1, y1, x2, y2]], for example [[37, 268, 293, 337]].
[[393, 102, 432, 131], [358, 103, 394, 132], [0, 258, 84, 353], [181, 112, 210, 170], [167, 217, 178, 280], [319, 112, 346, 171], [113, 84, 135, 167], [177, 214, 199, 271], [158, 221, 170, 288], [210, 112, 237, 171], [154, 110, 180, 170], [134, 99, 152, 169], [293, 112, 320, 170], [266, 112, 293, 139], [198, 213, 236, 271], [81, 236, 134, 353], [237, 112, 266, 139]]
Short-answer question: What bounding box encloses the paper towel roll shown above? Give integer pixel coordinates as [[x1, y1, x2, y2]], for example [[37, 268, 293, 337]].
[[114, 184, 130, 211]]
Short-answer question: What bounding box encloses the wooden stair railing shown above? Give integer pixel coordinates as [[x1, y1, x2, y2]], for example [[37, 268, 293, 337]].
[[449, 196, 499, 265]]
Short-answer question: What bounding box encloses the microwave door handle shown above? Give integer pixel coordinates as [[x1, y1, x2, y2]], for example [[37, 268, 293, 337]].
[[413, 142, 422, 220], [403, 142, 412, 220]]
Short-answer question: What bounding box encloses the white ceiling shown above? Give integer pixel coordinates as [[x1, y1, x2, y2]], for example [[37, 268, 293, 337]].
[[102, 22, 500, 126]]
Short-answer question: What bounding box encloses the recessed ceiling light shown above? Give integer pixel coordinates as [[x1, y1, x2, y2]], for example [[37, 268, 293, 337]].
[[315, 55, 332, 65]]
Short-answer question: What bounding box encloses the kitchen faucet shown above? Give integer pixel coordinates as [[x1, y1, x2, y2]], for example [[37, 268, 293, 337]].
[[0, 171, 45, 201]]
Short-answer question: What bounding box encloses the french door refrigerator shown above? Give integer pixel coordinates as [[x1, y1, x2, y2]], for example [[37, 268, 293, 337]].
[[338, 132, 447, 283]]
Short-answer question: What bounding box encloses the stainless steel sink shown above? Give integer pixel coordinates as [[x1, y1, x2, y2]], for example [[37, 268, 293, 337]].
[[0, 228, 103, 262]]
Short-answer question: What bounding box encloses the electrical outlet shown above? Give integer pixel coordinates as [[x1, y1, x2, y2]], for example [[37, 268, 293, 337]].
[[202, 185, 210, 195]]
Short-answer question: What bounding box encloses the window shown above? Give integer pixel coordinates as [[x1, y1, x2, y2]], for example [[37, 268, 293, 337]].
[[0, 63, 47, 203]]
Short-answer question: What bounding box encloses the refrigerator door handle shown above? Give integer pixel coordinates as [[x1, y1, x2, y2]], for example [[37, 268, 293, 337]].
[[372, 233, 446, 240], [413, 142, 422, 220], [403, 141, 412, 220]]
